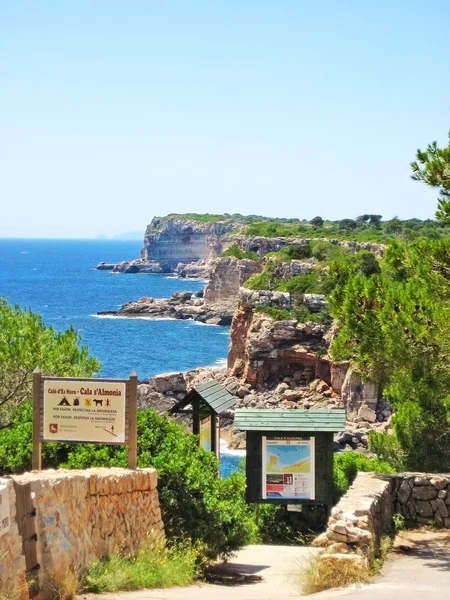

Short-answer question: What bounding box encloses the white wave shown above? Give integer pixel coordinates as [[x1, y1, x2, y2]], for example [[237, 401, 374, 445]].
[[220, 438, 246, 457], [199, 357, 227, 369], [91, 314, 179, 321]]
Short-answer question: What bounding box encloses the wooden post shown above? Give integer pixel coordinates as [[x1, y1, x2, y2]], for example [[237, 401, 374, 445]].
[[32, 367, 42, 471], [211, 414, 218, 460], [127, 370, 138, 470], [192, 397, 200, 435]]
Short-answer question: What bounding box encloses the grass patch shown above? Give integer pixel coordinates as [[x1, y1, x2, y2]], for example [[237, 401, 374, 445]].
[[82, 534, 200, 594], [296, 552, 369, 595], [371, 535, 393, 575]]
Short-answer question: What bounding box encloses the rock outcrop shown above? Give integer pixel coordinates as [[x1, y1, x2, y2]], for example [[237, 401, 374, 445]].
[[203, 257, 262, 303], [100, 256, 262, 325], [107, 217, 236, 274], [236, 235, 386, 258], [100, 290, 235, 326]]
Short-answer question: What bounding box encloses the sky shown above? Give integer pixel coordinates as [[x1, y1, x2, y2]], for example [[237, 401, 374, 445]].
[[1, 1, 449, 238]]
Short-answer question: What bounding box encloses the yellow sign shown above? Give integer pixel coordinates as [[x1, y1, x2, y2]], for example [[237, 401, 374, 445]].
[[43, 380, 126, 443], [200, 416, 212, 452]]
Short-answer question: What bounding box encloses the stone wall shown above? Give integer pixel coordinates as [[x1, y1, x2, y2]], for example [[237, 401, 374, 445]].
[[313, 472, 394, 570], [1, 468, 163, 599], [313, 471, 450, 574], [392, 474, 450, 528], [0, 478, 28, 599]]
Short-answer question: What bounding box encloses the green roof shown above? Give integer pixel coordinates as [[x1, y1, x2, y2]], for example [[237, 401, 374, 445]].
[[234, 408, 346, 432], [169, 381, 236, 415]]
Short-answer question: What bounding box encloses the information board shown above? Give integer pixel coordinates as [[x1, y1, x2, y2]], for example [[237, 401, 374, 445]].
[[0, 484, 10, 537], [262, 435, 315, 500], [43, 380, 126, 443], [200, 416, 212, 452]]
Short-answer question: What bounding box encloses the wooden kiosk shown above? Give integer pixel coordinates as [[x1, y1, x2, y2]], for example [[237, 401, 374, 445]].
[[234, 408, 345, 506], [169, 381, 235, 459]]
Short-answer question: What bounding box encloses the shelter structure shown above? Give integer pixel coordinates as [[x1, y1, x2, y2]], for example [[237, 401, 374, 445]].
[[169, 381, 235, 459], [234, 408, 346, 506]]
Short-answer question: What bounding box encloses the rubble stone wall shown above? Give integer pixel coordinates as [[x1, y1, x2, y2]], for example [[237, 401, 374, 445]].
[[312, 472, 394, 569], [391, 473, 450, 528], [2, 468, 163, 599], [313, 471, 450, 573], [0, 478, 28, 599]]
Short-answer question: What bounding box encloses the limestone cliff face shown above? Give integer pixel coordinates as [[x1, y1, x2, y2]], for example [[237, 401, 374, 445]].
[[203, 257, 262, 303], [228, 305, 331, 388], [140, 217, 235, 272]]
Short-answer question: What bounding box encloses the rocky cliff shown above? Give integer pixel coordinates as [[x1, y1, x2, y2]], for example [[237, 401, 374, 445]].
[[110, 217, 236, 274], [235, 235, 386, 258]]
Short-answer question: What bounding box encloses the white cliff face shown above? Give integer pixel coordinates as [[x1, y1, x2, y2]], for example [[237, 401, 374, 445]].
[[141, 218, 235, 272]]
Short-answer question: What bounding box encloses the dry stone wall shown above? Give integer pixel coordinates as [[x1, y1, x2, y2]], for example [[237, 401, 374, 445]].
[[313, 471, 450, 574], [392, 474, 450, 527], [1, 468, 163, 599], [0, 478, 28, 599], [313, 472, 393, 570]]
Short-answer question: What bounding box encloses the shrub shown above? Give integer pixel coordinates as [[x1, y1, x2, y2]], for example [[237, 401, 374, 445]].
[[277, 272, 320, 294], [277, 244, 312, 260], [221, 243, 259, 261], [0, 408, 256, 562], [333, 452, 394, 503]]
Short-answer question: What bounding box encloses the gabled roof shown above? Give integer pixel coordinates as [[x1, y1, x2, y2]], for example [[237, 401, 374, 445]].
[[234, 408, 346, 432], [169, 381, 236, 415]]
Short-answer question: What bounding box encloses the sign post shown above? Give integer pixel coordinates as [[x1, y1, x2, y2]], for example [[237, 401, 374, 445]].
[[0, 484, 10, 538], [32, 370, 138, 470]]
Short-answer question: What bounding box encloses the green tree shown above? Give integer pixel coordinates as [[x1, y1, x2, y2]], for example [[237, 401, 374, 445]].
[[309, 216, 324, 228], [410, 132, 450, 225], [0, 406, 256, 560], [0, 300, 100, 428], [329, 240, 450, 471]]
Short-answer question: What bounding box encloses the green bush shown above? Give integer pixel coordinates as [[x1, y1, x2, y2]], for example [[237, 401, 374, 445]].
[[277, 244, 312, 260], [221, 243, 259, 261], [333, 452, 395, 503], [368, 431, 405, 471], [255, 504, 327, 545], [277, 272, 320, 294], [0, 408, 256, 562]]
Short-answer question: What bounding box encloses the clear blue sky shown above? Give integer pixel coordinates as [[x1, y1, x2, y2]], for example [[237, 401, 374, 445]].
[[1, 0, 449, 238]]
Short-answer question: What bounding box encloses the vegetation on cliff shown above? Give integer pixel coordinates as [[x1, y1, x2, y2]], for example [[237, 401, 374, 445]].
[[153, 212, 450, 243], [221, 242, 259, 261], [242, 216, 450, 242]]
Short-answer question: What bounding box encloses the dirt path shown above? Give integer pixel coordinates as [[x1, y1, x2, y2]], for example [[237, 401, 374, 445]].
[[314, 530, 450, 600], [79, 544, 318, 600], [79, 532, 450, 600]]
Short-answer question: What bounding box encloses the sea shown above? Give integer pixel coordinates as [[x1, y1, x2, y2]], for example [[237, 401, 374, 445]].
[[0, 238, 244, 476]]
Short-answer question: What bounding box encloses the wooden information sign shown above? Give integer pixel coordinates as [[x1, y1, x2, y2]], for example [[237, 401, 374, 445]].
[[32, 368, 138, 470], [234, 408, 346, 506]]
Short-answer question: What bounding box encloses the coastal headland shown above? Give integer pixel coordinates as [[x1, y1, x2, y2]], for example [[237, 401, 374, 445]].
[[95, 214, 396, 451]]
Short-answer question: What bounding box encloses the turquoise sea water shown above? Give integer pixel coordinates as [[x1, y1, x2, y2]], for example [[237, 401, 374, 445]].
[[1, 238, 241, 474]]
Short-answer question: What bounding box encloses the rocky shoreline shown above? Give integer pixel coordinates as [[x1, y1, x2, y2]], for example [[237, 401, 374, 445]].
[[98, 291, 235, 326]]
